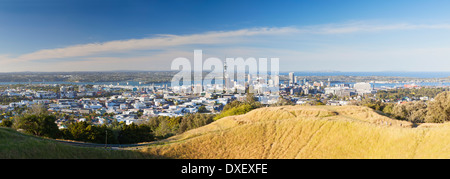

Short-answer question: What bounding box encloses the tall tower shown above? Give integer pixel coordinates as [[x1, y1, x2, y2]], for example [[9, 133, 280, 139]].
[[289, 72, 295, 85], [273, 75, 280, 86], [223, 62, 228, 93]]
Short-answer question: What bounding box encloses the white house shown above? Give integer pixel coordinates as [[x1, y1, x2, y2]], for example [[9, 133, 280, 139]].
[[120, 103, 128, 110], [133, 102, 147, 109]]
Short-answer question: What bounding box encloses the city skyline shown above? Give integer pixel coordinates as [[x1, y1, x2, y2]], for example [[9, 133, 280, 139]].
[[2, 0, 450, 72]]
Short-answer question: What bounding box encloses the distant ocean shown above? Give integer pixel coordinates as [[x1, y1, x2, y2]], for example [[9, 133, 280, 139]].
[[279, 72, 450, 78], [278, 71, 450, 88]]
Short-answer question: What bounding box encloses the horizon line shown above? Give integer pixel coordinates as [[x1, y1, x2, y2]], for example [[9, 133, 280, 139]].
[[2, 70, 450, 74]]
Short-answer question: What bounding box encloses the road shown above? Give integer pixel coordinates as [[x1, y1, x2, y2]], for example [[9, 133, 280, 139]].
[[53, 139, 155, 150]]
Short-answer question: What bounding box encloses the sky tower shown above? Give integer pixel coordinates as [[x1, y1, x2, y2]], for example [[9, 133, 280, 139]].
[[223, 61, 228, 93]]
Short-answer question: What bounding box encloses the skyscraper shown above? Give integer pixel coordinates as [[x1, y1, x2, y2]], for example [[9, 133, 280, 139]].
[[224, 62, 228, 92], [273, 75, 279, 86], [289, 72, 295, 85], [193, 84, 203, 94]]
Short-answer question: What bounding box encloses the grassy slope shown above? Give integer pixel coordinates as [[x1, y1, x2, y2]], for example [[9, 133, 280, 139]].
[[141, 105, 450, 159], [2, 105, 449, 159], [0, 127, 161, 159]]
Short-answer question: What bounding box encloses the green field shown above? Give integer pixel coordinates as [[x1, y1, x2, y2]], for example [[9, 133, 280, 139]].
[[0, 127, 162, 159]]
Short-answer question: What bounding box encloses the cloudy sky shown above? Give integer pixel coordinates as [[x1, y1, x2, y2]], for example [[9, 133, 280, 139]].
[[1, 0, 450, 72]]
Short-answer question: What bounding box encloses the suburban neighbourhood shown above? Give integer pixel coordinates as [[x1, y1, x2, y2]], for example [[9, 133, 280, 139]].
[[0, 71, 440, 131]]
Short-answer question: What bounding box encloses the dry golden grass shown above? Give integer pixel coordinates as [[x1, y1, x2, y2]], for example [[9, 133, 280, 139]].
[[139, 105, 450, 159]]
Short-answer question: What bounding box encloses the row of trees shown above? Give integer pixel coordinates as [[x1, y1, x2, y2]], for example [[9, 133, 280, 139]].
[[376, 87, 449, 101], [3, 103, 216, 144], [10, 112, 217, 144], [362, 91, 450, 123], [60, 122, 154, 144], [390, 101, 427, 123]]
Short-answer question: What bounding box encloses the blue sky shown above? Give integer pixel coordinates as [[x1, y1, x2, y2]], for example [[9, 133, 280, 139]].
[[1, 0, 450, 72]]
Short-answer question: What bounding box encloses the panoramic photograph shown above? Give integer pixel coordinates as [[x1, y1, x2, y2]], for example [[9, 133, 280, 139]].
[[1, 0, 449, 174]]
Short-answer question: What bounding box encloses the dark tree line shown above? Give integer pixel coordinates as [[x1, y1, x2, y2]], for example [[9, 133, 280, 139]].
[[4, 103, 216, 144], [60, 121, 154, 144]]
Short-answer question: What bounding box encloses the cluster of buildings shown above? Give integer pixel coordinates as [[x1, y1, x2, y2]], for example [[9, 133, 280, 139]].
[[2, 84, 118, 100], [0, 83, 254, 127], [51, 92, 230, 128], [4, 72, 432, 127], [172, 73, 281, 105], [280, 73, 379, 106], [284, 72, 376, 97], [324, 82, 377, 97]]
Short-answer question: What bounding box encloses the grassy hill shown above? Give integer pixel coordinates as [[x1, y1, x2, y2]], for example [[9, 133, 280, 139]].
[[2, 105, 450, 159], [0, 127, 161, 159], [141, 105, 450, 159]]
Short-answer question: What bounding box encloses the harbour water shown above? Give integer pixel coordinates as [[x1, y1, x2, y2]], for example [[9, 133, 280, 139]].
[[281, 71, 450, 78], [2, 72, 450, 88]]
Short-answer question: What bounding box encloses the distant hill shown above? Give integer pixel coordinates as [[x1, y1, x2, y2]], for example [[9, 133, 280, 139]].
[[142, 105, 450, 159]]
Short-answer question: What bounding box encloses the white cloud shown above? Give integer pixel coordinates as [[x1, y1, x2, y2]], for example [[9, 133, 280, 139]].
[[10, 22, 450, 62], [3, 22, 450, 72], [13, 27, 299, 62], [298, 22, 450, 34]]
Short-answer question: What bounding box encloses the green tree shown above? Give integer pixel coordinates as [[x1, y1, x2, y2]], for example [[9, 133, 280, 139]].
[[214, 104, 254, 120], [391, 101, 427, 123], [272, 97, 294, 106], [62, 122, 116, 144], [64, 121, 90, 141], [425, 91, 450, 123], [382, 103, 394, 115], [177, 113, 214, 134], [0, 119, 13, 127], [118, 123, 154, 144], [14, 114, 60, 138], [198, 105, 208, 113], [245, 93, 257, 104], [223, 100, 243, 111]]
